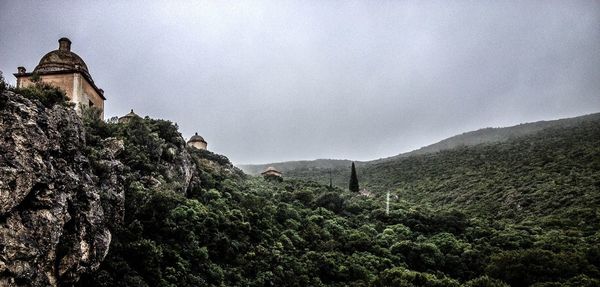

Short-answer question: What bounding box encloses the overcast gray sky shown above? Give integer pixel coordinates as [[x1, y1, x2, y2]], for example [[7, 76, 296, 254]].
[[1, 1, 599, 164]]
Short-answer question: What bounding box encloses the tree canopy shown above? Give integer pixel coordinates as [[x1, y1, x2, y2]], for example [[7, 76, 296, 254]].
[[349, 162, 359, 193], [75, 113, 600, 286]]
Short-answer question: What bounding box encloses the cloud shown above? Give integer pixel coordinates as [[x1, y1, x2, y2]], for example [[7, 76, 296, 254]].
[[1, 0, 599, 163]]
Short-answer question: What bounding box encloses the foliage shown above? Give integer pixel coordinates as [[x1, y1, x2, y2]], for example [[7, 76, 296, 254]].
[[287, 120, 600, 229], [11, 80, 68, 108], [0, 71, 8, 93], [349, 162, 359, 192], [75, 114, 600, 286]]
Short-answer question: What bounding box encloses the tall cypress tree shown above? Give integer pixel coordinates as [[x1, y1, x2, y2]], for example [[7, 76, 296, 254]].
[[349, 162, 359, 192]]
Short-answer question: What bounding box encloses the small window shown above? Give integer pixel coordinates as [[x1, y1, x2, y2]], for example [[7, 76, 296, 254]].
[[89, 100, 94, 107]]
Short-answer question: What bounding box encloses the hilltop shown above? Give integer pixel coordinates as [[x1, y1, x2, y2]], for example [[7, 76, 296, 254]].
[[381, 112, 600, 161], [240, 112, 600, 175], [289, 117, 600, 222]]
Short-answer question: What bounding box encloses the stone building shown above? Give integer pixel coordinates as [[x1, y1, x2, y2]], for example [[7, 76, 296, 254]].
[[261, 166, 283, 181], [118, 109, 139, 124], [187, 133, 208, 150], [14, 38, 106, 118]]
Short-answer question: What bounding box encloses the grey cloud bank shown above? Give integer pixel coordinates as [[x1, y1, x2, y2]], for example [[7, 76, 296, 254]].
[[1, 1, 599, 164]]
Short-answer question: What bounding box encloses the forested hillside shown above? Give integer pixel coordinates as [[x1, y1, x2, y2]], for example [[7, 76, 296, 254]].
[[381, 113, 600, 160], [285, 118, 600, 226], [2, 81, 599, 286], [78, 111, 599, 287]]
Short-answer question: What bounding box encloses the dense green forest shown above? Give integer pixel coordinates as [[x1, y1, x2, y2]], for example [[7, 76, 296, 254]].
[[285, 119, 600, 225], [74, 108, 599, 286], [3, 78, 600, 286]]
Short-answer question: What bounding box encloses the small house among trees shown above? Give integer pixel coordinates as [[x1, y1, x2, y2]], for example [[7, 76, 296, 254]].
[[261, 166, 283, 181]]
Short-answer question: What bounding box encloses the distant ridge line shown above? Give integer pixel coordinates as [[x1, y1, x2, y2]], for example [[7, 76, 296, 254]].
[[238, 112, 600, 175]]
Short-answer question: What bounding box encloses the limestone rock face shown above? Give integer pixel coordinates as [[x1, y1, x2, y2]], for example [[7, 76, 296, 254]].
[[167, 140, 195, 193], [0, 91, 122, 286]]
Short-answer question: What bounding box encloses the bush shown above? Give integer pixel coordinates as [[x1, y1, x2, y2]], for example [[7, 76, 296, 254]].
[[375, 267, 459, 287], [0, 71, 8, 93], [486, 249, 586, 286], [12, 80, 68, 108], [464, 276, 509, 287]]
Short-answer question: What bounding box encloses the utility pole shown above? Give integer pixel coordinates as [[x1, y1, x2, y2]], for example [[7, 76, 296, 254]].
[[386, 191, 390, 215]]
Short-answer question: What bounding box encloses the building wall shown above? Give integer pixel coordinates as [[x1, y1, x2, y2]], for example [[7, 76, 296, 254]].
[[19, 74, 74, 99], [188, 141, 207, 150], [81, 77, 104, 118], [18, 73, 104, 119]]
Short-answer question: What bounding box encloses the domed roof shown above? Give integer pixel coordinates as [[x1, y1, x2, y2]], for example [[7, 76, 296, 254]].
[[189, 133, 206, 143], [120, 109, 139, 119], [262, 166, 281, 173], [33, 38, 93, 81]]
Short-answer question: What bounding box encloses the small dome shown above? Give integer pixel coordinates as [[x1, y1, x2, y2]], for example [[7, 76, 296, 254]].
[[189, 133, 206, 143], [121, 109, 138, 118], [261, 166, 282, 178], [33, 38, 93, 81], [118, 109, 139, 123], [262, 166, 282, 173]]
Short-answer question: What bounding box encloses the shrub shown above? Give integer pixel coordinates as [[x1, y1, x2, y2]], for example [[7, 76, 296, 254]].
[[12, 81, 68, 108]]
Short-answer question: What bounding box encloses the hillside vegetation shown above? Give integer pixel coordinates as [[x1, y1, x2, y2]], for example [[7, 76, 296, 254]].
[[383, 113, 600, 160], [2, 80, 599, 286], [285, 118, 600, 226], [76, 107, 599, 286]]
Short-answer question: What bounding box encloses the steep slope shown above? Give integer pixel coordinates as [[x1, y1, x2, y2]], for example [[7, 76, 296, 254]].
[[2, 82, 599, 286], [0, 90, 123, 286], [77, 110, 600, 287]]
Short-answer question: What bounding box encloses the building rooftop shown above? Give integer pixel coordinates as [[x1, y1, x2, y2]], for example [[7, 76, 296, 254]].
[[188, 133, 206, 143], [261, 166, 282, 175], [15, 37, 106, 100], [119, 109, 139, 120], [34, 38, 93, 81]]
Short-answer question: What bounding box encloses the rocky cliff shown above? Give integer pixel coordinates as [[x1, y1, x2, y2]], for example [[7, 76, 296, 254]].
[[0, 91, 123, 286], [0, 89, 242, 286]]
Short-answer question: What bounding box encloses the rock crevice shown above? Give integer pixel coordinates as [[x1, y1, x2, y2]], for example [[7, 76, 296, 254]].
[[0, 91, 122, 286]]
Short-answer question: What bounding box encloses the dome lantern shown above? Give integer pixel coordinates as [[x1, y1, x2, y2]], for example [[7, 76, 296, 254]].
[[58, 37, 71, 52]]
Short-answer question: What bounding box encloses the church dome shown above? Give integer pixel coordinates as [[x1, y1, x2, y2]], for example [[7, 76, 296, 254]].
[[189, 133, 206, 143], [33, 38, 93, 81]]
